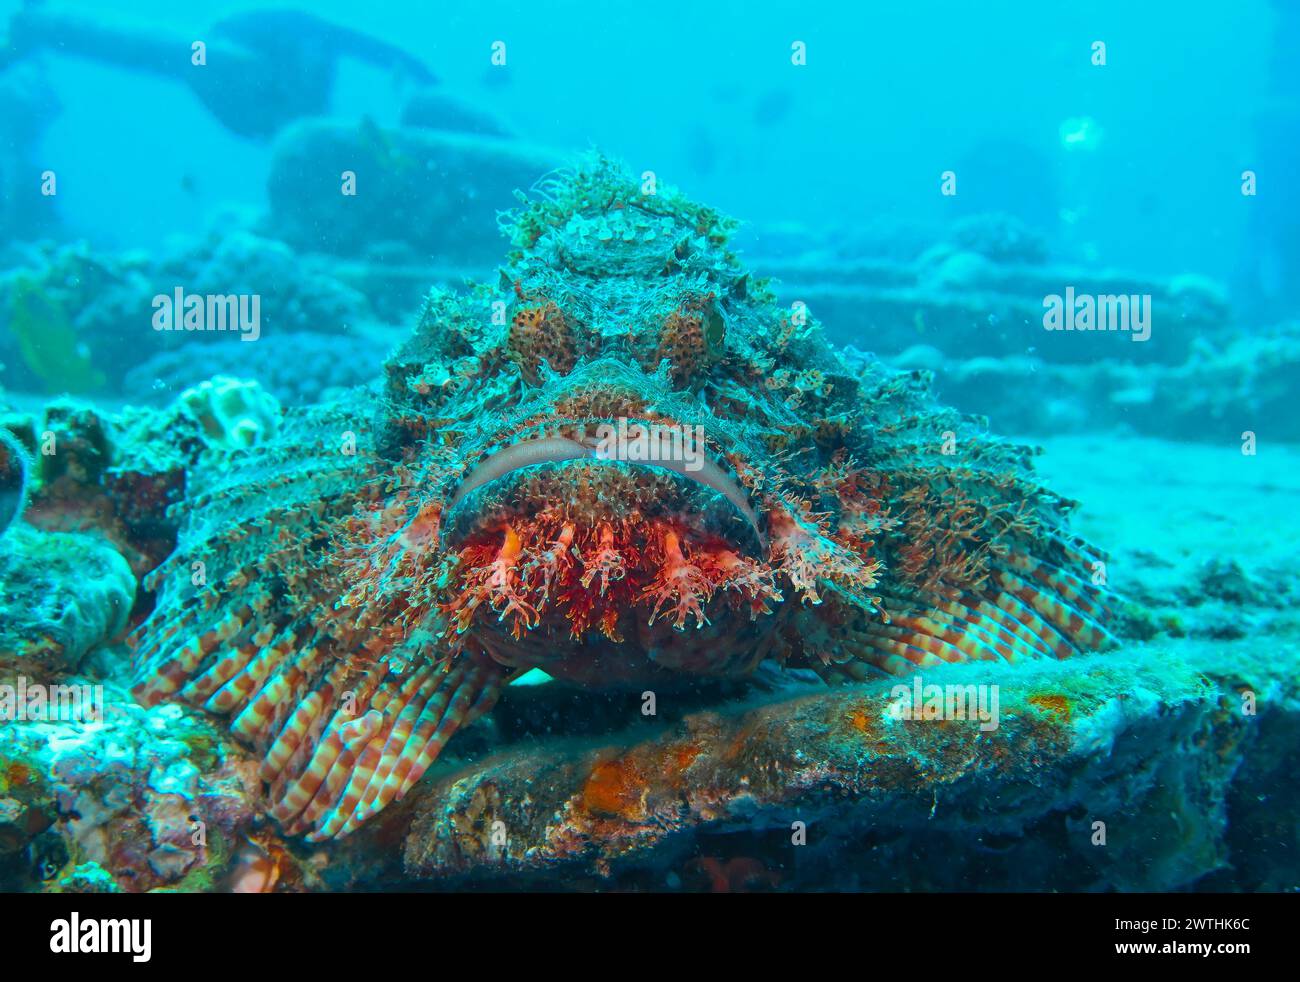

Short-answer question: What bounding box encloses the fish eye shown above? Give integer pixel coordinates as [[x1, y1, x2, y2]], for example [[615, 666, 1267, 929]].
[[703, 308, 726, 355], [507, 301, 575, 382], [655, 297, 724, 383]]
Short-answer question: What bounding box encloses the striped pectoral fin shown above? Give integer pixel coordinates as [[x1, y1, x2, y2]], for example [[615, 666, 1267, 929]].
[[130, 604, 253, 706], [805, 548, 1118, 680], [260, 650, 505, 841]]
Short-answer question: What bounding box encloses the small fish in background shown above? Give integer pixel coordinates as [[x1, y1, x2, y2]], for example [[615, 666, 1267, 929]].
[[179, 172, 199, 198], [685, 123, 720, 178], [752, 88, 794, 128], [1058, 115, 1103, 152]]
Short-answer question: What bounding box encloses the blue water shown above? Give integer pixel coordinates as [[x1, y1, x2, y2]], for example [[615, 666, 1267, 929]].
[[5, 0, 1294, 315], [1, 0, 1297, 896]]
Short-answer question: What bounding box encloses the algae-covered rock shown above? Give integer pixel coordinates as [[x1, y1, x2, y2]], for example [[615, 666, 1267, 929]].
[[46, 861, 123, 894], [21, 381, 284, 577], [381, 637, 1297, 891], [879, 321, 1300, 442], [0, 683, 273, 893], [37, 399, 110, 489], [266, 119, 562, 262], [0, 526, 135, 674]]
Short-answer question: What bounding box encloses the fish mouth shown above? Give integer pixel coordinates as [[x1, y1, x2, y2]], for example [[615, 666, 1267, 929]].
[[436, 417, 784, 659], [446, 419, 764, 552]]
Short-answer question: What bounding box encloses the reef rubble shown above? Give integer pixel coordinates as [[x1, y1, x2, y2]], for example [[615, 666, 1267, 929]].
[[874, 321, 1300, 443]]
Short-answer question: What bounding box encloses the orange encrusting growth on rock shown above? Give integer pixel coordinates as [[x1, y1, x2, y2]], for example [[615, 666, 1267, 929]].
[[582, 757, 649, 820]]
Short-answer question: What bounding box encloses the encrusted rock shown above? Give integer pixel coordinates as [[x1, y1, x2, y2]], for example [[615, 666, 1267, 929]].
[[0, 526, 135, 675], [0, 681, 278, 892], [386, 638, 1297, 891], [267, 119, 562, 263]]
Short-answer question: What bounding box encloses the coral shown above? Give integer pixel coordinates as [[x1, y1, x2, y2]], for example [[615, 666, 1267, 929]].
[[0, 681, 275, 893], [124, 329, 395, 406], [178, 376, 281, 450], [130, 155, 1117, 844], [181, 231, 368, 329], [19, 398, 192, 579], [0, 234, 377, 397], [17, 377, 322, 590], [0, 526, 136, 675]]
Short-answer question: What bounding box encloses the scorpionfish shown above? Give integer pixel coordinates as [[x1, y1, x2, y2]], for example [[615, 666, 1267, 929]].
[[131, 157, 1117, 840]]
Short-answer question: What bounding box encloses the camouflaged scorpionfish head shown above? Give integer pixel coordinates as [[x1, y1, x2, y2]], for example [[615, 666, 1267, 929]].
[[361, 161, 899, 681], [132, 155, 1116, 841], [371, 158, 897, 685]]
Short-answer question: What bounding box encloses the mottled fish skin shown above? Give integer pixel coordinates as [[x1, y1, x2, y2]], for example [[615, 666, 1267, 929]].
[[131, 156, 1117, 840]]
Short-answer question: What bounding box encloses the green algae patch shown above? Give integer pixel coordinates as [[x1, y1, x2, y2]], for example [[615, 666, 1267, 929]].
[[7, 274, 106, 394]]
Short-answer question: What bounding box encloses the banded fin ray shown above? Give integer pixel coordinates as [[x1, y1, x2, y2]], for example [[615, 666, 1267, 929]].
[[130, 397, 504, 840]]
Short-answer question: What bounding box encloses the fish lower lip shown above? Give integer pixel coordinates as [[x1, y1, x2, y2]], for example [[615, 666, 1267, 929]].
[[449, 434, 763, 545]]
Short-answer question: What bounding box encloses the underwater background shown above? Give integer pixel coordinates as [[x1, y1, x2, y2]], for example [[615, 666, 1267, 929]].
[[0, 0, 1297, 893]]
